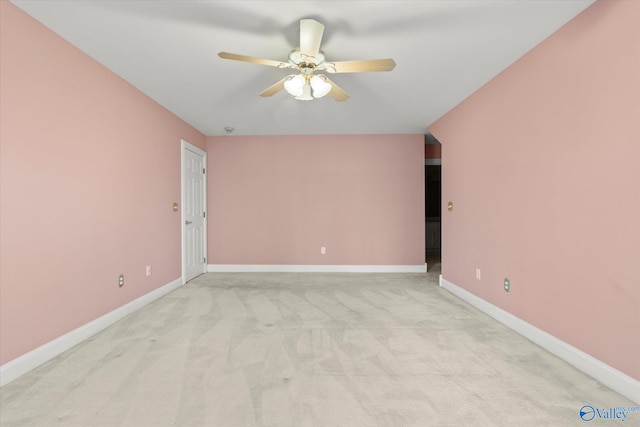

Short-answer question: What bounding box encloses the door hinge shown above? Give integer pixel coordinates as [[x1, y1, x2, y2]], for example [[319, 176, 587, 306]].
[[203, 167, 206, 174], [203, 257, 207, 264], [203, 211, 206, 218]]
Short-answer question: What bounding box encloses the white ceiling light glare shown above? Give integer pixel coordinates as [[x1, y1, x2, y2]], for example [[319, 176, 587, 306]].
[[295, 83, 314, 101], [284, 74, 305, 97], [285, 74, 332, 100], [310, 75, 332, 98]]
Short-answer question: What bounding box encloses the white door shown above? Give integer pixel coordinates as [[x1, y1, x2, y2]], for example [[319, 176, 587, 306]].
[[181, 140, 206, 283]]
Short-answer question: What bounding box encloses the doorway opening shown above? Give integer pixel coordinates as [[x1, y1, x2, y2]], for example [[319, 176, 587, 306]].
[[425, 133, 441, 273], [425, 164, 441, 270]]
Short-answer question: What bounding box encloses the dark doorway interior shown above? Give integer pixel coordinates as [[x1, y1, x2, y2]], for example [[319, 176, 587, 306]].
[[425, 165, 441, 269]]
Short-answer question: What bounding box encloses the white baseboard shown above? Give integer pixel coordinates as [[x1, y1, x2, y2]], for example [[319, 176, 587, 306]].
[[207, 264, 427, 273], [439, 275, 640, 405], [0, 278, 183, 388]]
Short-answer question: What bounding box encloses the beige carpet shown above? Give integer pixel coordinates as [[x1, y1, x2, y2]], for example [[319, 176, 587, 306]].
[[0, 271, 634, 426]]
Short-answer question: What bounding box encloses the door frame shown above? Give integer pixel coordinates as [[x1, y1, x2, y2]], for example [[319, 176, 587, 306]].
[[181, 139, 207, 284]]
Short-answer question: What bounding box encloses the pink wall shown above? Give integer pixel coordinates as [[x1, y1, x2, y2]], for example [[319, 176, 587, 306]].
[[206, 135, 425, 266], [0, 2, 205, 365], [430, 0, 639, 380]]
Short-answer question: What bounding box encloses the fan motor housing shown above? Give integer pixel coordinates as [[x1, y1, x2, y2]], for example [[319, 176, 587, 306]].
[[289, 49, 325, 67]]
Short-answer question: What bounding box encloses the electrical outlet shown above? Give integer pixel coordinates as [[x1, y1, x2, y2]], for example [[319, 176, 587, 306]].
[[118, 274, 124, 287], [475, 268, 481, 280], [146, 265, 151, 277], [320, 246, 326, 255], [504, 278, 510, 292]]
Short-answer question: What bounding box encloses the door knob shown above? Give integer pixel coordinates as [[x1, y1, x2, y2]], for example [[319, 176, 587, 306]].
[[185, 220, 192, 225]]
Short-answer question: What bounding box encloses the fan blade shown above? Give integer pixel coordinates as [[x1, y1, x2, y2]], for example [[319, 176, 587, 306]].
[[259, 77, 287, 97], [299, 19, 324, 59], [324, 77, 349, 102], [326, 59, 396, 73], [218, 52, 290, 68]]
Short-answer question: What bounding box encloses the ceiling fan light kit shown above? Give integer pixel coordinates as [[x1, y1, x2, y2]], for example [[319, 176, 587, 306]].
[[284, 74, 305, 97], [284, 73, 331, 100], [310, 75, 332, 98], [218, 19, 396, 102]]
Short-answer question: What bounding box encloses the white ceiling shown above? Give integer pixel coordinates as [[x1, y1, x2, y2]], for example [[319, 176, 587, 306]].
[[12, 0, 595, 136]]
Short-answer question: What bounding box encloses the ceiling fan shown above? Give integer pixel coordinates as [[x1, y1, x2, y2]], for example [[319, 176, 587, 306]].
[[218, 18, 396, 102]]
